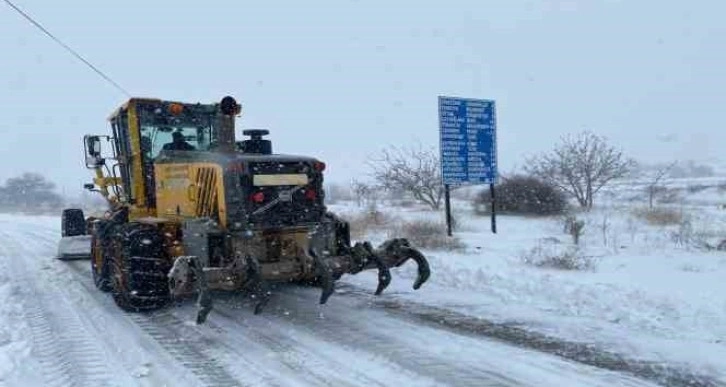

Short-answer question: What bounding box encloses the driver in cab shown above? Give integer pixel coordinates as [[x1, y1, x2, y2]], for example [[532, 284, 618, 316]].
[[163, 131, 196, 151]]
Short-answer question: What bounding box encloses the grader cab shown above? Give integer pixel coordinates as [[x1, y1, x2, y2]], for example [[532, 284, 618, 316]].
[[58, 96, 430, 323]]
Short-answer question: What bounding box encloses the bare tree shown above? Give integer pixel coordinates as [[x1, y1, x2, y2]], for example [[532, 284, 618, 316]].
[[367, 144, 444, 210], [525, 131, 633, 210], [646, 161, 677, 209], [350, 179, 375, 208], [0, 172, 63, 212]]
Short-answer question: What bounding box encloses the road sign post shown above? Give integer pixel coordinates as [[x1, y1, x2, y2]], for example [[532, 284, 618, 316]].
[[438, 96, 498, 234], [490, 183, 497, 234], [444, 184, 452, 236]]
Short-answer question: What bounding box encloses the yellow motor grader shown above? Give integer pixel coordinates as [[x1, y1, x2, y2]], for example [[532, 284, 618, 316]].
[[58, 96, 430, 323]]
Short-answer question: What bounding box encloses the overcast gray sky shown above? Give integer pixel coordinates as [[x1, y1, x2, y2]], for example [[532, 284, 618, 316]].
[[1, 0, 724, 195]]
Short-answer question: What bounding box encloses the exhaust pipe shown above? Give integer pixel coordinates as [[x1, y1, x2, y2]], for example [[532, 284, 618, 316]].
[[217, 96, 240, 152]]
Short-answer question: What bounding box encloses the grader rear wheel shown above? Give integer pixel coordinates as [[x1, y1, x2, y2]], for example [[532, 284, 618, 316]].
[[109, 223, 171, 312]]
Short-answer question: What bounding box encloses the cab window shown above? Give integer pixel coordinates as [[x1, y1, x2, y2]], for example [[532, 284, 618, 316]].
[[139, 125, 212, 160]]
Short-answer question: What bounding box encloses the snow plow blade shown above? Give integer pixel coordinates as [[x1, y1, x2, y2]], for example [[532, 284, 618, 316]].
[[56, 235, 92, 260]]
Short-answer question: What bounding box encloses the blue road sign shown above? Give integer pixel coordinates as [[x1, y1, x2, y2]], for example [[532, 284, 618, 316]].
[[438, 96, 497, 185]]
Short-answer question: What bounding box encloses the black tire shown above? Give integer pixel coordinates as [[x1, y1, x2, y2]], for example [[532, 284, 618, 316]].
[[90, 221, 113, 292], [109, 223, 171, 312], [302, 213, 348, 287], [62, 208, 86, 237], [323, 212, 351, 255]]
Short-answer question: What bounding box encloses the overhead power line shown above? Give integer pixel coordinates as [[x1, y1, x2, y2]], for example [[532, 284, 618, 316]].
[[3, 0, 132, 97]]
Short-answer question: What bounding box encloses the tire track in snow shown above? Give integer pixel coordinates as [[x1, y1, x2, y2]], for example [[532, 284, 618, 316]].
[[207, 306, 409, 387], [9, 223, 247, 387], [23, 301, 115, 387], [64, 261, 253, 387], [10, 219, 250, 386], [0, 229, 120, 387], [68, 260, 436, 387], [212, 285, 667, 387], [126, 311, 247, 387], [211, 291, 520, 387]]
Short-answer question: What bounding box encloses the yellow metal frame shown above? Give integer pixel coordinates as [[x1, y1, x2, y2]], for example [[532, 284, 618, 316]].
[[154, 162, 228, 228], [125, 100, 153, 219], [95, 97, 163, 218]]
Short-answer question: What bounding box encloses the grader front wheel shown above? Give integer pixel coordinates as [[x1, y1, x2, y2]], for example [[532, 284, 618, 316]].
[[90, 222, 112, 292], [109, 223, 171, 312]]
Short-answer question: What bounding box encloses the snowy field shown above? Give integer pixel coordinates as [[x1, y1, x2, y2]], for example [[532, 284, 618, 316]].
[[330, 176, 726, 386], [1, 177, 725, 386]]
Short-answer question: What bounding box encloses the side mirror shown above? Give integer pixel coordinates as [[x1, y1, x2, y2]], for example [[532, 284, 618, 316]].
[[84, 135, 105, 169], [86, 135, 101, 157]]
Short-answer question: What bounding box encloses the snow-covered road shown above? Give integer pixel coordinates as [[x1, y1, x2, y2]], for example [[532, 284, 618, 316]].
[[0, 214, 661, 386]]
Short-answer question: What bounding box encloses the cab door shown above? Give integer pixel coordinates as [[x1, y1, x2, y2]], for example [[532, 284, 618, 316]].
[[109, 102, 154, 215], [110, 110, 135, 203]]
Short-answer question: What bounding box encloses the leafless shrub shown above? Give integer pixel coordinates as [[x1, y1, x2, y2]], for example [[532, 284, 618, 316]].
[[474, 175, 568, 216], [670, 219, 693, 247], [346, 217, 372, 240], [667, 219, 715, 251], [644, 161, 677, 209], [391, 219, 465, 251], [680, 233, 713, 251], [657, 188, 683, 204], [687, 184, 710, 194], [521, 245, 596, 271], [632, 207, 684, 226], [647, 185, 669, 202], [367, 144, 444, 210], [563, 215, 585, 245], [525, 131, 634, 210], [350, 179, 377, 208], [343, 208, 399, 240]]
